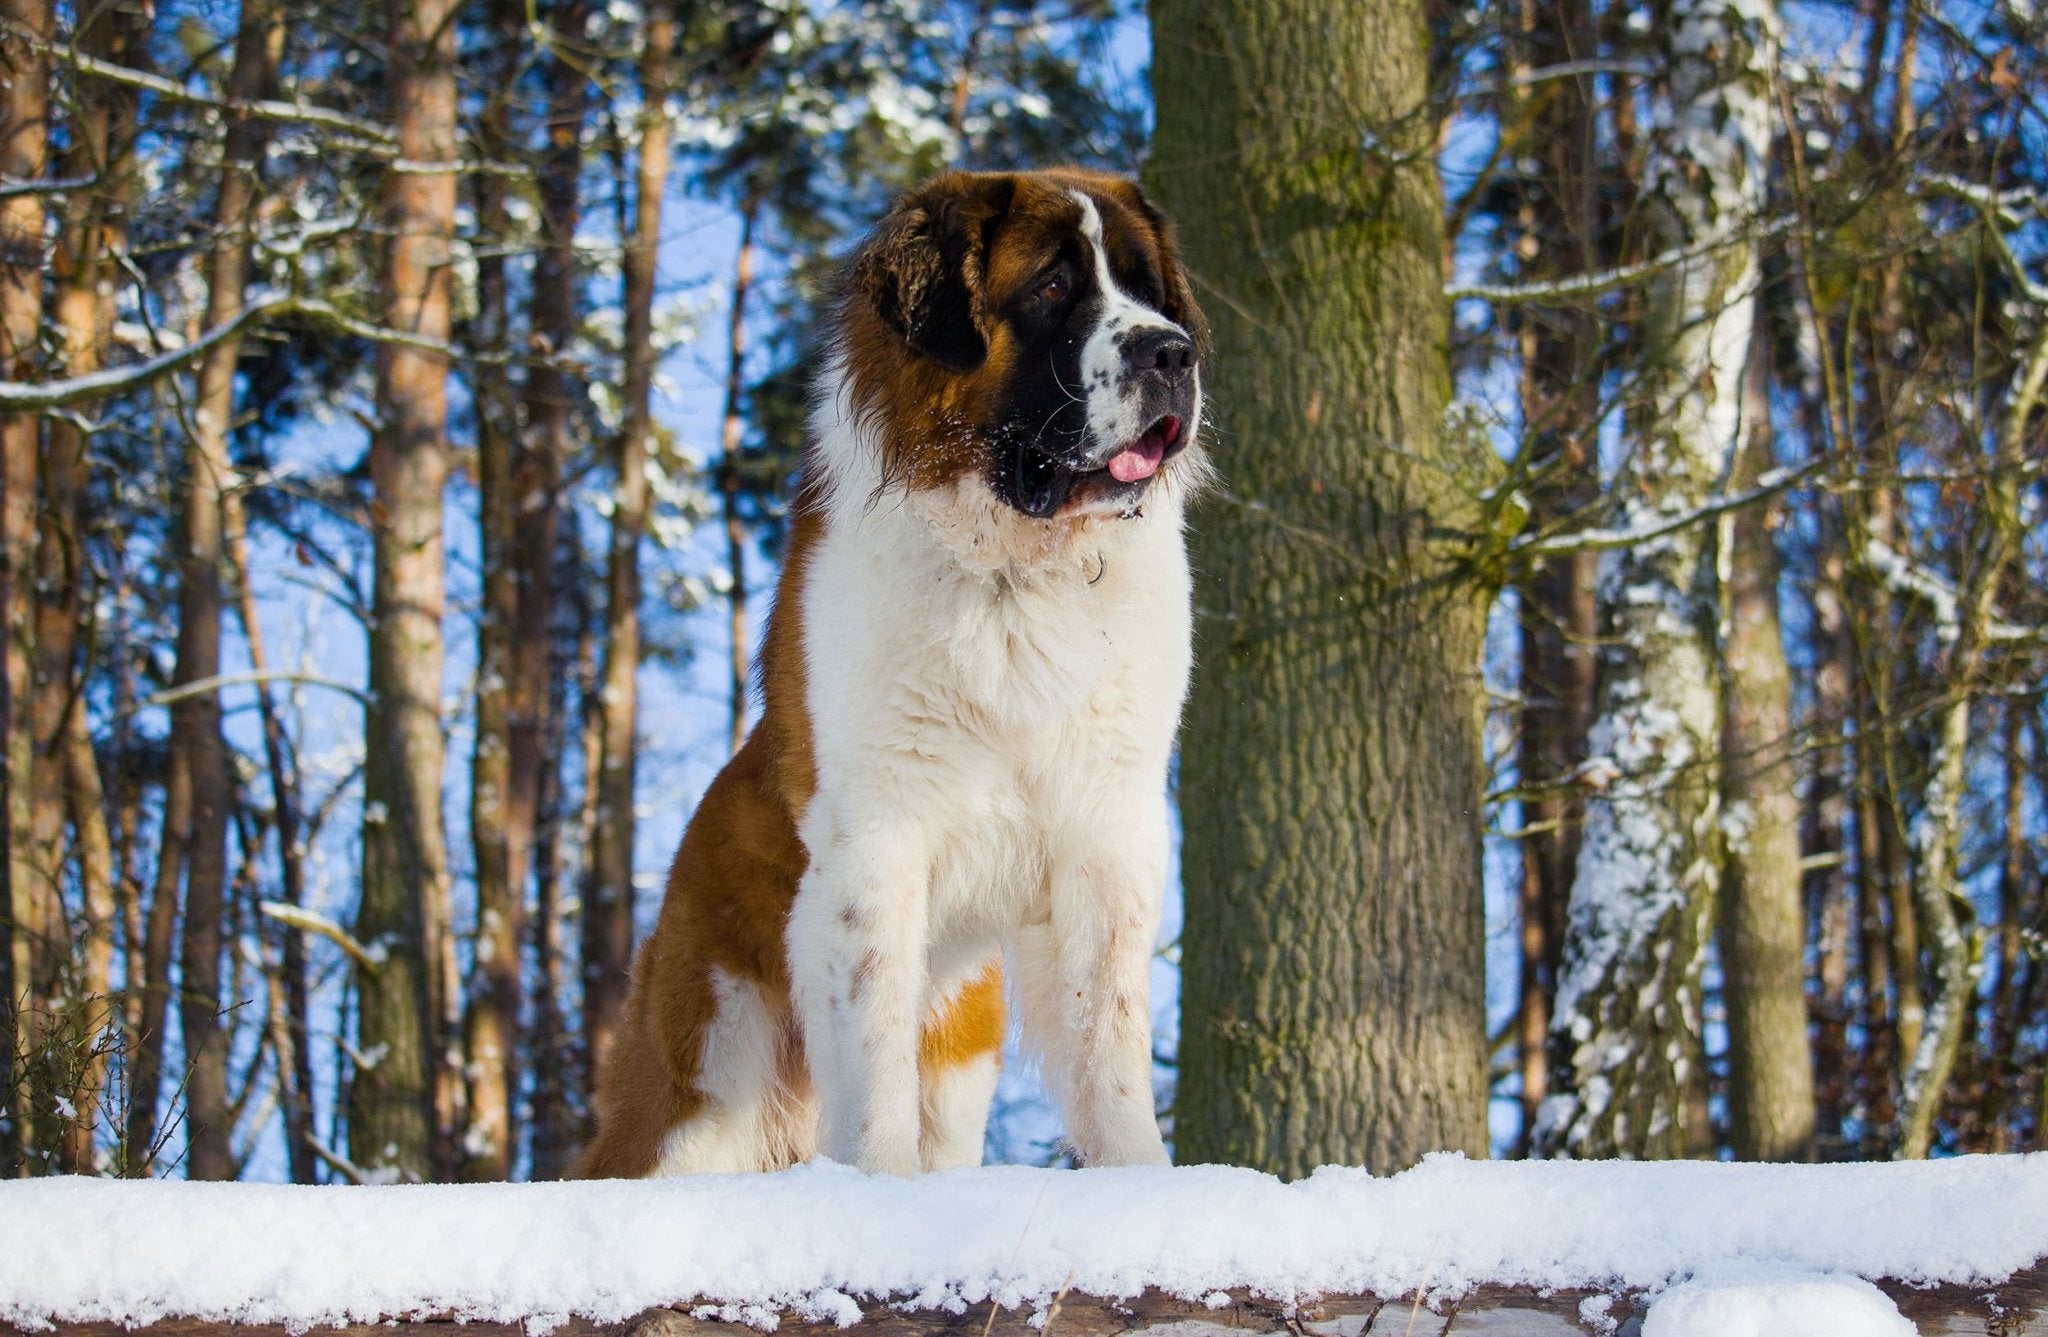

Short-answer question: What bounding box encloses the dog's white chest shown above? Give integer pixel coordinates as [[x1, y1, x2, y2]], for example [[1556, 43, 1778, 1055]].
[[796, 478, 1193, 936]]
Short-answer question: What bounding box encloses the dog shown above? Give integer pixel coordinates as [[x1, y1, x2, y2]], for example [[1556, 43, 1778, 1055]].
[[576, 167, 1207, 1178]]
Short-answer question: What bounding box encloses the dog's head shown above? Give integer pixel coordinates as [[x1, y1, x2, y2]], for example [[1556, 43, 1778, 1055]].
[[836, 168, 1207, 522]]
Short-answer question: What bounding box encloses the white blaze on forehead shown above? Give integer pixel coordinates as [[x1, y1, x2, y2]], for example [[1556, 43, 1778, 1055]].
[[1069, 189, 1185, 456]]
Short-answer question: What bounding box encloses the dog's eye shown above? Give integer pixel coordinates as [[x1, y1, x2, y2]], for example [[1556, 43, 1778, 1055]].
[[1034, 269, 1070, 306]]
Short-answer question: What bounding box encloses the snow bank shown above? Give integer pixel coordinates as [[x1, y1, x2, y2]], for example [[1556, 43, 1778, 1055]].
[[2, 1153, 2044, 1330], [1640, 1265, 1915, 1337]]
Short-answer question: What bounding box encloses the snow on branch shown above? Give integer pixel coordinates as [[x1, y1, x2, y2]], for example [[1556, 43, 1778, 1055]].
[[1862, 539, 2039, 646], [135, 669, 371, 714], [0, 292, 297, 411], [0, 172, 96, 199], [258, 901, 384, 972], [0, 18, 398, 147], [1511, 460, 1821, 560], [0, 295, 586, 412], [1916, 174, 2048, 306], [1447, 216, 1793, 306], [1459, 57, 1656, 100]]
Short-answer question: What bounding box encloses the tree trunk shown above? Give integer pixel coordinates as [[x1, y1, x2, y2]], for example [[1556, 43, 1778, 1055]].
[[24, 0, 145, 1175], [352, 0, 459, 1183], [1539, 0, 1776, 1159], [158, 0, 279, 1182], [718, 195, 757, 758], [0, 0, 49, 1177], [1717, 313, 1815, 1162], [526, 547, 583, 1179], [1802, 531, 1852, 1155], [1506, 0, 1603, 1155], [1151, 0, 1494, 1177], [585, 0, 672, 1090], [462, 0, 526, 1185], [1893, 313, 2046, 1159]]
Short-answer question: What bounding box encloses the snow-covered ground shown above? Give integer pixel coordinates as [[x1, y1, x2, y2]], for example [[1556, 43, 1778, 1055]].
[[3, 1154, 2043, 1334]]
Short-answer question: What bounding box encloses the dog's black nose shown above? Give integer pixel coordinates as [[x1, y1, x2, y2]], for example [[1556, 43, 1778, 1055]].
[[1125, 329, 1196, 384]]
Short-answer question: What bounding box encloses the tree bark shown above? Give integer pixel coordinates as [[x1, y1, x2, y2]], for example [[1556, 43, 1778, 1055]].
[[1151, 0, 1495, 1176], [718, 195, 757, 758], [1717, 313, 1814, 1162], [585, 0, 672, 1091], [219, 477, 317, 1182], [461, 0, 526, 1185], [0, 0, 49, 1176], [1539, 0, 1777, 1159], [158, 0, 280, 1182], [1893, 311, 2046, 1159], [1506, 0, 1603, 1155], [25, 0, 145, 1174], [352, 0, 459, 1183]]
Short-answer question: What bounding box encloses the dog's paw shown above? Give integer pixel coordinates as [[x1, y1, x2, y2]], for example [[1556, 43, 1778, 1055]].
[[856, 1142, 923, 1177], [1077, 1124, 1171, 1168]]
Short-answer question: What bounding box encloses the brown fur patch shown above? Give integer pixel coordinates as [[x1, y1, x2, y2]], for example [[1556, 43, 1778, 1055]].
[[919, 964, 1005, 1073]]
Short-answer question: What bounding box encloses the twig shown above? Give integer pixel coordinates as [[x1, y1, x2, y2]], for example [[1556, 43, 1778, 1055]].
[[981, 1177, 1055, 1337]]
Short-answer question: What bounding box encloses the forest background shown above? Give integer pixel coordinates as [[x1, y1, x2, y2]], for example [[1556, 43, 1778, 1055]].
[[0, 0, 2043, 1185]]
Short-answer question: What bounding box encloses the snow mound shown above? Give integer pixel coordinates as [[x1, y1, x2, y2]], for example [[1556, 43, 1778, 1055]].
[[1, 1153, 2043, 1331], [1642, 1265, 1914, 1337]]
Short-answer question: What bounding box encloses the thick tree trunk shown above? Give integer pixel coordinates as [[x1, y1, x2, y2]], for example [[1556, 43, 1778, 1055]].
[[585, 0, 672, 1089], [352, 0, 459, 1183], [1717, 316, 1814, 1162], [1151, 0, 1495, 1177], [0, 0, 45, 1177], [1539, 0, 1776, 1159]]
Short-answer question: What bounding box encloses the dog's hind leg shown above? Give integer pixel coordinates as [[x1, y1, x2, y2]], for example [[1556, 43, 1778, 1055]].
[[918, 961, 1003, 1170], [650, 967, 806, 1174]]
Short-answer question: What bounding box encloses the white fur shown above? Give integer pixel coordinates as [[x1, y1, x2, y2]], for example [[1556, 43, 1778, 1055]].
[[787, 356, 1195, 1173], [921, 1048, 1001, 1171], [653, 967, 815, 1174], [1071, 190, 1189, 457]]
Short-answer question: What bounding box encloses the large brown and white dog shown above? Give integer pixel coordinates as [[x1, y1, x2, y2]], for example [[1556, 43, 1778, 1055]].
[[577, 168, 1207, 1178]]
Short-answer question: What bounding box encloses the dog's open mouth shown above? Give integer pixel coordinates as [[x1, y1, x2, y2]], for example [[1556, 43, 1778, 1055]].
[[1105, 415, 1184, 483], [1012, 415, 1186, 518]]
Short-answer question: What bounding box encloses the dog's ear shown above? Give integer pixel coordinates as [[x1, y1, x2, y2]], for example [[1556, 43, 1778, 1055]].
[[851, 174, 1016, 374], [1121, 180, 1210, 356]]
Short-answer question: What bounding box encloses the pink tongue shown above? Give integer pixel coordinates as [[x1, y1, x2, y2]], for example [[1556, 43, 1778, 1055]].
[[1108, 443, 1163, 483]]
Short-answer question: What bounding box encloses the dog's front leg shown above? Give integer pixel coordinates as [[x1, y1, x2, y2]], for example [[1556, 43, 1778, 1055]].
[[1036, 814, 1170, 1168], [786, 822, 929, 1175]]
